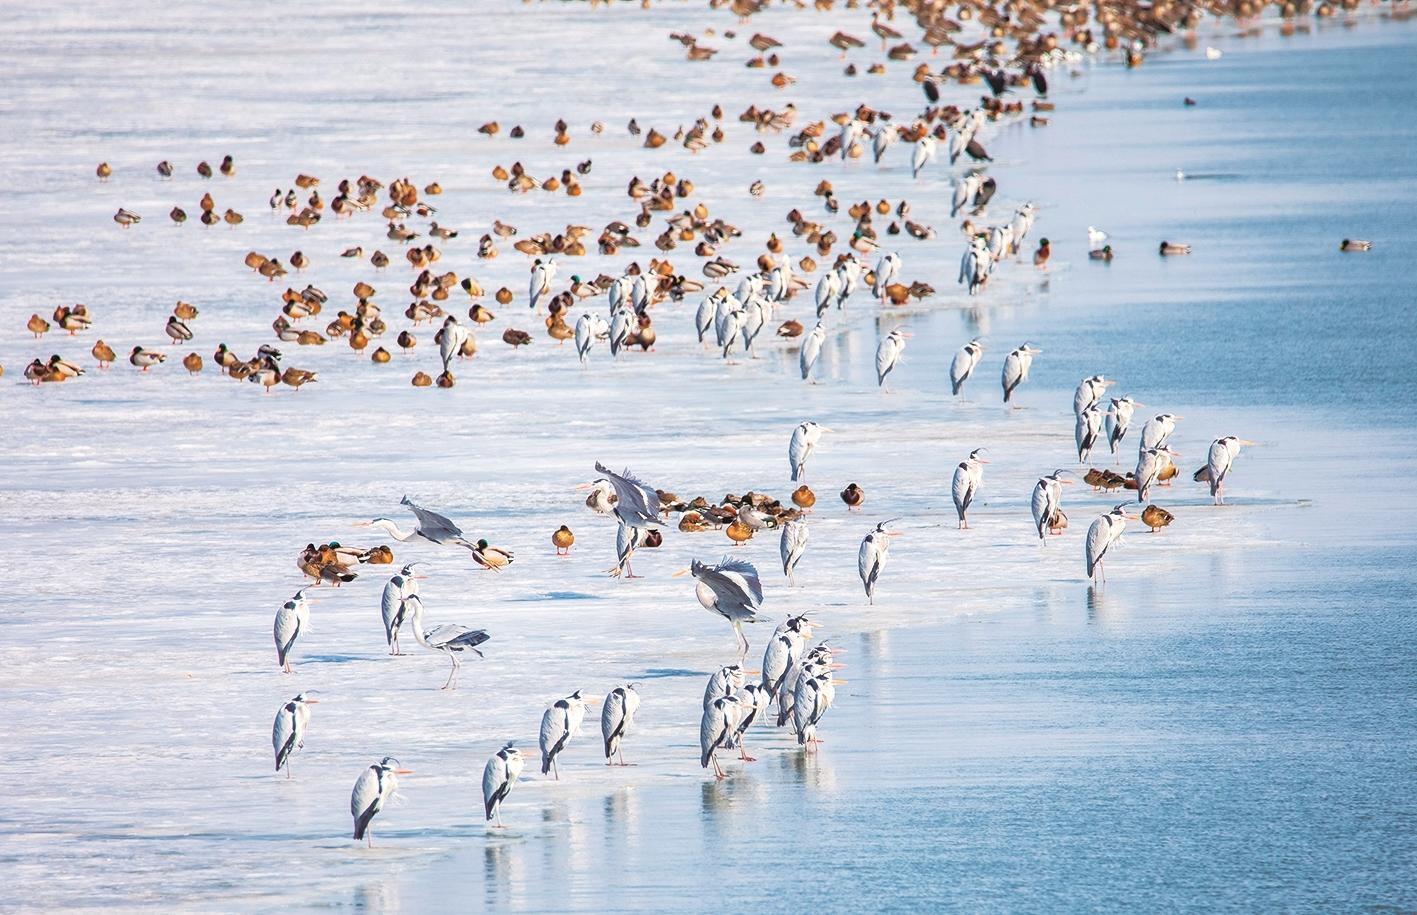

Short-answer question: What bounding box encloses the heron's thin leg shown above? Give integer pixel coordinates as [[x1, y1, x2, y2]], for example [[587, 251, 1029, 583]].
[[553, 758, 560, 781]]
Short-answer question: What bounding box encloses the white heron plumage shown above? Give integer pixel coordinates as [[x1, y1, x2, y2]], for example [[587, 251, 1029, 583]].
[[1031, 470, 1071, 540], [1001, 343, 1042, 404], [272, 692, 317, 777], [952, 449, 988, 529], [950, 338, 984, 396], [539, 690, 588, 779], [779, 519, 809, 587], [800, 321, 826, 382], [601, 684, 641, 766], [858, 520, 900, 604], [273, 589, 310, 673], [482, 743, 523, 828]]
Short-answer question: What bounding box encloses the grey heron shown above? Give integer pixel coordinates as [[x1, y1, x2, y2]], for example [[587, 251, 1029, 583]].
[[950, 338, 984, 396], [611, 523, 646, 579], [1107, 396, 1142, 459], [351, 756, 411, 847], [835, 258, 862, 308], [272, 692, 317, 777], [792, 671, 836, 749], [1139, 413, 1182, 451], [380, 564, 423, 655], [601, 684, 641, 766], [761, 615, 810, 701], [594, 461, 662, 529], [683, 557, 767, 659], [1076, 405, 1105, 463], [911, 135, 937, 178], [1135, 447, 1180, 503], [482, 743, 523, 828], [274, 589, 310, 673], [858, 520, 901, 604], [1205, 436, 1256, 504], [800, 321, 826, 382], [872, 252, 901, 300], [539, 690, 588, 779], [876, 328, 908, 390], [780, 519, 809, 587], [405, 595, 490, 690], [1073, 375, 1115, 416], [575, 312, 607, 364], [960, 235, 991, 296], [952, 449, 987, 529], [1086, 504, 1137, 583], [1002, 343, 1042, 404], [528, 258, 556, 312], [438, 317, 470, 373], [1031, 470, 1072, 540], [730, 683, 771, 761], [704, 665, 747, 710], [361, 496, 478, 553], [700, 695, 745, 779], [577, 478, 616, 516], [788, 421, 829, 482], [814, 270, 840, 318]]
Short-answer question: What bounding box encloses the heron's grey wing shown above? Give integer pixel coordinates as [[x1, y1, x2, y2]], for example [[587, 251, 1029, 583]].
[[1030, 482, 1050, 538], [403, 499, 464, 541], [788, 426, 809, 480], [601, 690, 626, 755], [713, 556, 763, 605], [1085, 517, 1109, 575], [482, 755, 506, 818], [1207, 440, 1231, 492], [594, 462, 659, 521]]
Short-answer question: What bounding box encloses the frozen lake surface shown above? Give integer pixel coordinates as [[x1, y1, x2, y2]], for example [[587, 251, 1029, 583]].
[[2, 2, 1414, 911]]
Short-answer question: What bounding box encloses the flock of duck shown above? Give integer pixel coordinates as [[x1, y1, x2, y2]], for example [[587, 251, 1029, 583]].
[[21, 0, 1341, 852]]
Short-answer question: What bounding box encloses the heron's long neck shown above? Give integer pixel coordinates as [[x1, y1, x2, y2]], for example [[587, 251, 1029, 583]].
[[376, 520, 415, 542], [408, 607, 431, 646]]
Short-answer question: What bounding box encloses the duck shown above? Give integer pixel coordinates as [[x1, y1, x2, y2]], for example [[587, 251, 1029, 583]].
[[213, 343, 239, 374], [726, 518, 754, 544], [174, 301, 199, 320], [365, 545, 395, 565], [182, 353, 203, 375], [469, 304, 496, 324], [1158, 241, 1191, 255], [47, 355, 84, 380], [1033, 238, 1051, 267], [371, 346, 391, 363], [166, 316, 194, 343], [397, 331, 416, 352], [777, 320, 804, 338], [24, 359, 47, 385], [1088, 245, 1114, 261], [1141, 504, 1174, 533], [27, 314, 50, 338], [1083, 468, 1107, 491], [472, 540, 515, 571], [546, 315, 575, 344], [840, 482, 864, 510], [1339, 239, 1372, 251], [502, 328, 532, 348], [96, 162, 112, 181], [91, 340, 116, 368], [196, 161, 212, 178], [644, 529, 664, 548], [170, 207, 187, 224], [113, 208, 142, 228], [56, 308, 91, 334], [248, 364, 280, 392], [435, 370, 456, 388], [791, 485, 816, 511], [223, 208, 243, 227], [129, 346, 166, 371], [678, 511, 712, 533], [281, 367, 317, 390], [219, 155, 235, 177], [412, 371, 433, 387], [552, 525, 575, 555]]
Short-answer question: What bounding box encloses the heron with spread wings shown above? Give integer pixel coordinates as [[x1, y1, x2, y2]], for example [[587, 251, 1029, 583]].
[[361, 496, 477, 551], [682, 557, 767, 659], [595, 462, 662, 578]]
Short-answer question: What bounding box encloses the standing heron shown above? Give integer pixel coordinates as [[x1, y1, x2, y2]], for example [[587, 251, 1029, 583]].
[[696, 293, 717, 344], [704, 665, 747, 710], [539, 690, 588, 779], [601, 684, 641, 766], [575, 312, 607, 364], [730, 683, 771, 761], [361, 497, 478, 553], [1085, 504, 1137, 583], [1001, 343, 1042, 405], [876, 328, 908, 390], [911, 135, 937, 178], [1076, 405, 1105, 463], [1031, 470, 1072, 539], [351, 756, 411, 847], [683, 557, 766, 658], [800, 321, 826, 382], [1107, 396, 1142, 459], [952, 449, 988, 529], [611, 522, 646, 579], [814, 270, 840, 318], [1139, 413, 1182, 451], [792, 671, 836, 749], [950, 338, 984, 396], [1135, 447, 1180, 503], [529, 258, 556, 312], [272, 692, 318, 777], [380, 564, 423, 655], [835, 258, 863, 308], [595, 461, 662, 578], [1205, 436, 1255, 504], [482, 743, 523, 827], [700, 695, 745, 779], [780, 519, 809, 587], [788, 421, 829, 481], [438, 317, 470, 373], [405, 595, 490, 690], [858, 520, 901, 604], [872, 252, 901, 301], [274, 589, 310, 673], [579, 478, 617, 516], [1073, 375, 1115, 416], [761, 615, 809, 701], [959, 235, 990, 296]]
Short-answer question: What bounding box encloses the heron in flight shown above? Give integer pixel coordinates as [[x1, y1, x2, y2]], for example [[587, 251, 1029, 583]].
[[858, 520, 901, 604], [274, 589, 311, 673], [950, 338, 984, 396], [1085, 504, 1137, 583], [1204, 436, 1256, 504], [1107, 396, 1143, 459], [1031, 470, 1072, 540], [361, 496, 478, 553], [1001, 343, 1042, 405], [780, 519, 809, 587], [272, 692, 318, 778], [700, 695, 745, 779], [482, 743, 523, 828], [380, 564, 424, 655], [540, 690, 589, 779], [351, 756, 412, 847], [601, 684, 641, 766], [952, 449, 987, 529], [405, 595, 490, 690], [788, 421, 829, 481], [683, 557, 767, 658]]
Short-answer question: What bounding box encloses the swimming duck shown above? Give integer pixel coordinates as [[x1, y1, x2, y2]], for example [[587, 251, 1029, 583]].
[[1141, 504, 1174, 533], [129, 346, 166, 371], [840, 483, 864, 510], [1088, 245, 1114, 261], [552, 525, 574, 555], [182, 353, 203, 375], [472, 539, 514, 571], [1340, 239, 1372, 251], [1158, 241, 1191, 255], [92, 340, 116, 368], [792, 485, 816, 511]]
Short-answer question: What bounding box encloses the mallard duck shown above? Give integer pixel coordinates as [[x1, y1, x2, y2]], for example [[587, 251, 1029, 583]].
[[1088, 245, 1114, 261], [679, 511, 711, 533], [113, 208, 142, 228], [397, 331, 416, 352], [341, 246, 363, 258], [174, 301, 199, 320], [24, 359, 46, 385], [248, 365, 280, 392], [472, 539, 514, 571], [829, 31, 866, 56], [502, 328, 532, 347], [840, 482, 864, 510], [182, 353, 203, 375], [1034, 238, 1051, 267], [92, 340, 116, 368], [1158, 241, 1191, 255], [435, 370, 455, 388], [1083, 468, 1107, 490], [371, 251, 390, 269], [27, 314, 50, 338], [166, 316, 193, 343], [212, 343, 237, 374], [47, 355, 84, 380], [365, 545, 395, 564], [644, 529, 664, 548], [469, 304, 496, 324], [196, 160, 212, 178], [552, 525, 574, 555], [223, 208, 243, 227], [170, 207, 187, 224], [281, 367, 317, 390], [290, 251, 308, 270], [129, 346, 166, 371], [792, 485, 816, 510], [1141, 504, 1174, 533], [57, 308, 91, 334], [412, 371, 432, 387], [96, 162, 111, 181], [1340, 239, 1372, 251], [726, 518, 754, 544]]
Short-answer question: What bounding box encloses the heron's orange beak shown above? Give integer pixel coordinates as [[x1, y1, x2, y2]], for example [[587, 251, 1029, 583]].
[[671, 568, 691, 577], [395, 769, 414, 775], [574, 483, 592, 491], [305, 699, 321, 704]]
